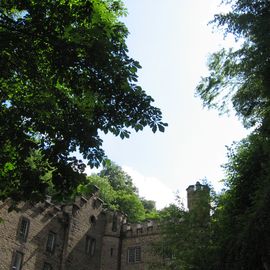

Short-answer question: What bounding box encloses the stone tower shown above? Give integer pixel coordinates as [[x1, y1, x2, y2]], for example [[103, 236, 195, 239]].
[[186, 181, 210, 212]]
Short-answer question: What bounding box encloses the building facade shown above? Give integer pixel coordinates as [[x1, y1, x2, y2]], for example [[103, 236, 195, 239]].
[[0, 182, 208, 270]]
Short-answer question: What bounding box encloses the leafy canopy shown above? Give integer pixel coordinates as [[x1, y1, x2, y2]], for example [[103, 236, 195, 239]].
[[196, 0, 270, 129], [199, 133, 270, 270], [77, 161, 157, 222], [0, 0, 167, 202], [152, 184, 214, 270], [196, 0, 270, 269]]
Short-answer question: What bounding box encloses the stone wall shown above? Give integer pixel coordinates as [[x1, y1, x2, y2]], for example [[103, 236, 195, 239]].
[[100, 211, 124, 270], [0, 199, 66, 270], [120, 220, 161, 270], [63, 195, 106, 270], [0, 193, 164, 270]]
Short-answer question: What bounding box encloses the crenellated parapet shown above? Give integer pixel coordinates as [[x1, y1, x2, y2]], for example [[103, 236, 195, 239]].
[[186, 181, 210, 214], [102, 210, 127, 237], [0, 181, 213, 270], [0, 197, 65, 222], [122, 219, 160, 238]]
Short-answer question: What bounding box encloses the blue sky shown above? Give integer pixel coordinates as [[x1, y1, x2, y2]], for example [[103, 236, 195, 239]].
[[88, 0, 248, 209]]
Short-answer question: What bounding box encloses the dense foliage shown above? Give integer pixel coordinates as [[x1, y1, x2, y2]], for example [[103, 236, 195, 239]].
[[152, 183, 215, 270], [78, 161, 158, 222], [196, 0, 270, 129], [0, 0, 167, 202], [213, 133, 270, 270], [195, 0, 270, 269]]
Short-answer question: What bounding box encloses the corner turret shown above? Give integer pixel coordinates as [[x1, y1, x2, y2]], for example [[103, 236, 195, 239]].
[[186, 181, 210, 212]]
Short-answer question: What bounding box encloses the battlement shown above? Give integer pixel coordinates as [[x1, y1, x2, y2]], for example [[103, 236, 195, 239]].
[[186, 181, 210, 212], [0, 181, 212, 270], [186, 181, 210, 192], [122, 219, 160, 237]]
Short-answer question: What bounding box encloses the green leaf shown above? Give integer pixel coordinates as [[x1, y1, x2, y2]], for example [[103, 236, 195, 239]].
[[158, 124, 165, 132], [0, 0, 165, 202]]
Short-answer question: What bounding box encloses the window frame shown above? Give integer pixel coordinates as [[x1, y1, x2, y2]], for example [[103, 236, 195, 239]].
[[85, 236, 96, 256], [46, 231, 56, 254], [17, 217, 30, 242], [11, 251, 24, 270], [112, 214, 117, 232], [127, 246, 141, 264]]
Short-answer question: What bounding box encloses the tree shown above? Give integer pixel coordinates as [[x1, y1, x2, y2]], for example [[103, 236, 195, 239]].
[[98, 161, 146, 221], [212, 134, 270, 270], [141, 198, 156, 213], [196, 0, 270, 130], [77, 174, 116, 205], [98, 161, 137, 194], [152, 187, 216, 270], [0, 0, 167, 202], [77, 162, 149, 222], [196, 1, 270, 269], [140, 197, 159, 220], [114, 190, 145, 222]]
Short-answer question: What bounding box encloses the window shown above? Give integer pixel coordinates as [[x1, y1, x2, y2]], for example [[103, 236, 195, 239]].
[[112, 214, 117, 232], [43, 262, 53, 270], [110, 248, 113, 257], [90, 215, 96, 226], [85, 236, 96, 256], [92, 199, 97, 208], [46, 232, 56, 253], [18, 217, 30, 241], [127, 247, 141, 263], [12, 251, 23, 270]]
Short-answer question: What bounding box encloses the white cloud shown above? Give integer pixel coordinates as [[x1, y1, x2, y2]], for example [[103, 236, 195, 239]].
[[85, 164, 189, 209], [122, 166, 176, 210], [84, 166, 100, 176]]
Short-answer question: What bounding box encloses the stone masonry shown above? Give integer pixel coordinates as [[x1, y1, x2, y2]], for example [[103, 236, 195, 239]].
[[0, 182, 208, 270]]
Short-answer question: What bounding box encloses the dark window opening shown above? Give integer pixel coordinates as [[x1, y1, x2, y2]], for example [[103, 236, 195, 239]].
[[85, 236, 96, 256], [112, 214, 117, 232], [12, 251, 23, 270], [128, 247, 141, 263], [46, 232, 56, 253], [43, 262, 53, 270], [90, 215, 96, 226]]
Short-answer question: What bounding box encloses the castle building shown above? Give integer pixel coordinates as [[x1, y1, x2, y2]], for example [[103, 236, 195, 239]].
[[0, 182, 208, 270]]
